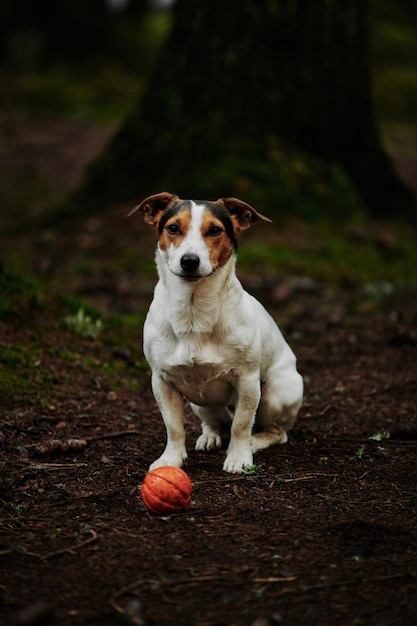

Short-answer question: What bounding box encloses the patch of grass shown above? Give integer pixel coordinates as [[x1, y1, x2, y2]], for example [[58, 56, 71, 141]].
[[64, 308, 103, 340], [355, 446, 366, 460], [242, 464, 264, 476], [0, 346, 28, 367], [0, 342, 47, 399], [57, 293, 103, 320], [59, 351, 79, 363], [196, 139, 365, 223], [0, 65, 138, 123], [0, 262, 151, 405], [238, 218, 417, 292], [369, 432, 390, 442], [0, 263, 45, 318]]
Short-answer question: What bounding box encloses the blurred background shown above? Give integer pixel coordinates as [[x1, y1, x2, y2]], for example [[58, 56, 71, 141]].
[[0, 0, 416, 317]]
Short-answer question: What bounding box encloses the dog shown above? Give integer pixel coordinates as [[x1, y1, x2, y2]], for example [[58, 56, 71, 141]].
[[129, 192, 303, 473]]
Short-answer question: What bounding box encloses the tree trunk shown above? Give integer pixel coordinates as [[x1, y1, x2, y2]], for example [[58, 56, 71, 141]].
[[72, 0, 415, 220]]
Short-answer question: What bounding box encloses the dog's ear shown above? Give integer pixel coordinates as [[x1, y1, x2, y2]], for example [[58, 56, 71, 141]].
[[128, 192, 178, 226], [220, 197, 272, 231]]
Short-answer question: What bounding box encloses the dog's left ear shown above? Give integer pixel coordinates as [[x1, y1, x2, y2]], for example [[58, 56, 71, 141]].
[[128, 192, 178, 226], [220, 197, 273, 231]]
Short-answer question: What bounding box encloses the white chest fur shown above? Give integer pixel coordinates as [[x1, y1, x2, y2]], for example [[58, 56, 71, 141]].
[[161, 361, 236, 407]]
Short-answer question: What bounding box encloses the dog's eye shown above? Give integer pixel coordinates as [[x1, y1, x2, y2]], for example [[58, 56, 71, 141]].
[[206, 226, 223, 237], [166, 223, 181, 235]]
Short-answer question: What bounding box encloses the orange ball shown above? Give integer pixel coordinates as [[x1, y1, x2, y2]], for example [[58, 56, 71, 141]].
[[141, 466, 192, 515]]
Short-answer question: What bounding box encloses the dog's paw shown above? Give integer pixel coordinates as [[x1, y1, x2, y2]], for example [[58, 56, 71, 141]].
[[223, 448, 253, 474], [149, 450, 187, 472], [195, 432, 222, 452]]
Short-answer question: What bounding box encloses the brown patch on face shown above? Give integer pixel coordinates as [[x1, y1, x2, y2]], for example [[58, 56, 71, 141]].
[[201, 210, 235, 269], [158, 207, 192, 251]]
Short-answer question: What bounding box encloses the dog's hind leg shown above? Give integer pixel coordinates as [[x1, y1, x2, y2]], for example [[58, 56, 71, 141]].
[[191, 404, 230, 452], [252, 365, 303, 454], [251, 419, 290, 453]]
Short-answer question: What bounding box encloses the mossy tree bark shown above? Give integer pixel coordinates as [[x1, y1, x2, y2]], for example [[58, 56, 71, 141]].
[[73, 0, 415, 220]]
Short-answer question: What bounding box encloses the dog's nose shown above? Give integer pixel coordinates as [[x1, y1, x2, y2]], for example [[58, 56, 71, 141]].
[[180, 253, 200, 273]]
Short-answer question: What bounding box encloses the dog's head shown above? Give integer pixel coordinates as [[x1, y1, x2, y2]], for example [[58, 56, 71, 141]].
[[129, 192, 272, 281]]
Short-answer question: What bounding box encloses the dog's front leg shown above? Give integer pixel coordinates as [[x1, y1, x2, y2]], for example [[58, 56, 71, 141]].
[[223, 372, 261, 474], [149, 373, 187, 471]]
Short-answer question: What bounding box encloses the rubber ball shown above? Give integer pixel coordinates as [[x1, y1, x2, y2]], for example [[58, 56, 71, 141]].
[[141, 466, 192, 515]]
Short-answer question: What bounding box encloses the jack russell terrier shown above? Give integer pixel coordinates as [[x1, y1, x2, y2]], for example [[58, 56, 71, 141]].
[[129, 192, 303, 473]]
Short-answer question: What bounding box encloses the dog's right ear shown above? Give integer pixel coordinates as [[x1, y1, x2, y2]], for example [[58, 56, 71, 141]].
[[127, 192, 178, 226]]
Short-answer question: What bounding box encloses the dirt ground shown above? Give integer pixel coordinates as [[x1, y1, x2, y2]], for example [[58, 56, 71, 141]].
[[1, 118, 417, 626]]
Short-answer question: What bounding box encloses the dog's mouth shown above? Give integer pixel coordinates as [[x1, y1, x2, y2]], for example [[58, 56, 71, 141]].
[[176, 269, 215, 281], [180, 274, 201, 281]]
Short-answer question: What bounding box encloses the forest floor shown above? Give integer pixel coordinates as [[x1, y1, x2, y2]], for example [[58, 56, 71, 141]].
[[1, 116, 417, 626]]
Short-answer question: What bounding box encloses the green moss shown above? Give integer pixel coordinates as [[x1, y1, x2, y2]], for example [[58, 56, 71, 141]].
[[0, 347, 28, 367], [59, 351, 79, 363], [0, 264, 45, 318], [0, 65, 139, 123], [57, 293, 102, 320], [238, 218, 417, 290], [0, 344, 41, 399], [144, 135, 365, 224]]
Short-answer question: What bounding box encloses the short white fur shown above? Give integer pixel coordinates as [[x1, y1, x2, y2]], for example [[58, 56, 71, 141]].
[[138, 193, 304, 474]]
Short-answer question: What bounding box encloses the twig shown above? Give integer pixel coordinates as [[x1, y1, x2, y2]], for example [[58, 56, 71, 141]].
[[43, 528, 98, 559], [111, 567, 255, 601], [41, 528, 98, 560], [254, 576, 297, 583], [358, 467, 385, 480], [85, 429, 140, 442], [25, 430, 139, 452], [0, 530, 99, 561], [24, 462, 88, 470], [276, 473, 338, 483], [276, 570, 416, 598]]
